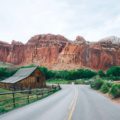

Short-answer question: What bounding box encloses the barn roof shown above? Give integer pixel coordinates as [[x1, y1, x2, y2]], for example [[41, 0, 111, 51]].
[[0, 66, 38, 83]]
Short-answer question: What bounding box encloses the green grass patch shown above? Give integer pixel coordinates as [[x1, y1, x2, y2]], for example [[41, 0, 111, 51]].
[[47, 79, 71, 84], [47, 78, 90, 84], [0, 87, 60, 114]]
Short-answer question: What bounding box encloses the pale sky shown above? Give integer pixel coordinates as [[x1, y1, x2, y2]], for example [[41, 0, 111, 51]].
[[0, 0, 120, 43]]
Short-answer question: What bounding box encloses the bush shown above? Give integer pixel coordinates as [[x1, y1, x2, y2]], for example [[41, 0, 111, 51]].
[[90, 79, 104, 90], [108, 76, 120, 81], [0, 106, 6, 113], [100, 82, 111, 93], [109, 84, 120, 98], [98, 70, 105, 77]]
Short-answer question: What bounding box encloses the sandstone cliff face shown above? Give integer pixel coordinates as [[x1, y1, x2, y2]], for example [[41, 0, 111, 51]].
[[26, 34, 69, 67], [0, 34, 120, 70], [0, 41, 10, 62]]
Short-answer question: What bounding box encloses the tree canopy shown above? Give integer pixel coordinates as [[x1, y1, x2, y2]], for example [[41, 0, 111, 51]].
[[106, 66, 120, 77]]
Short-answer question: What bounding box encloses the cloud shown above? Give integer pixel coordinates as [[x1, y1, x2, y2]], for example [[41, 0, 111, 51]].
[[0, 0, 120, 43]]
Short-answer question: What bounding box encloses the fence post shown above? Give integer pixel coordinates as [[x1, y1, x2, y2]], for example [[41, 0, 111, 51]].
[[20, 85, 23, 93], [27, 93, 29, 103], [52, 84, 53, 89], [58, 83, 61, 90], [12, 92, 16, 108], [41, 90, 43, 97], [36, 89, 38, 100], [48, 88, 51, 94]]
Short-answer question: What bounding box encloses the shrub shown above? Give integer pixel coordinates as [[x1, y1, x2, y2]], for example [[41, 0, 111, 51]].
[[90, 79, 104, 90], [109, 84, 120, 98], [100, 82, 111, 93], [0, 106, 6, 113], [108, 76, 120, 81], [98, 70, 105, 77]]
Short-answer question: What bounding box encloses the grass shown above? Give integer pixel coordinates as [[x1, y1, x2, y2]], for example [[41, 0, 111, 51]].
[[47, 78, 90, 84], [0, 88, 10, 92], [0, 87, 60, 114], [47, 79, 70, 84]]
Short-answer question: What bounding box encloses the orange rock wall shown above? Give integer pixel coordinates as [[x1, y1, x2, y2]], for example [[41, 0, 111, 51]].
[[0, 34, 120, 70]]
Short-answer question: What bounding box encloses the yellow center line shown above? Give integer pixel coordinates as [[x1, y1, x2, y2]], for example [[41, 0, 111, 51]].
[[69, 92, 76, 110], [67, 85, 78, 120]]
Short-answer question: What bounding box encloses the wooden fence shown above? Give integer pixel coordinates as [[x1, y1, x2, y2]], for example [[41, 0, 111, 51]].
[[0, 84, 61, 114]]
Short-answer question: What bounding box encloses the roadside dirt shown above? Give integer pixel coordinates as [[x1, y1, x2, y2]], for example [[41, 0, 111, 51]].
[[96, 90, 120, 105], [105, 94, 120, 105]]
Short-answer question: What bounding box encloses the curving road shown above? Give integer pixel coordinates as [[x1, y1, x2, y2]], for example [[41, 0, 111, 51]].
[[0, 85, 120, 120]]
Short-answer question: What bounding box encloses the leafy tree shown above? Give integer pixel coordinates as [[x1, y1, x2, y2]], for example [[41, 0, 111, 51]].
[[106, 66, 120, 77], [21, 64, 36, 68], [106, 66, 120, 80], [0, 67, 17, 81], [38, 66, 48, 76], [0, 65, 97, 81]]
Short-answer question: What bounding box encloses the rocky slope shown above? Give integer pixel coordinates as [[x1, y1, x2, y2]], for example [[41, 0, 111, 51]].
[[0, 34, 120, 70]]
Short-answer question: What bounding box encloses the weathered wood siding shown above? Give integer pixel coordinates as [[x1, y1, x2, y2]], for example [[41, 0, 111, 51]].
[[0, 83, 12, 90], [0, 68, 46, 90]]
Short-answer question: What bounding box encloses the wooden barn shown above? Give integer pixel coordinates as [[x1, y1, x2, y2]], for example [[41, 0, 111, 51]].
[[0, 66, 46, 90]]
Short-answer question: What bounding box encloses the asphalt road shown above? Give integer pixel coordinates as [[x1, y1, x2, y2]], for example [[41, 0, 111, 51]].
[[0, 85, 120, 120]]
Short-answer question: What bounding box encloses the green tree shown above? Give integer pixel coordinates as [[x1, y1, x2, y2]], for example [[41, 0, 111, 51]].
[[0, 67, 17, 81], [106, 66, 120, 77]]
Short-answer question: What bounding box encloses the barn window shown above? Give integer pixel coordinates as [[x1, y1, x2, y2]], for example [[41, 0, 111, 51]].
[[36, 77, 40, 83]]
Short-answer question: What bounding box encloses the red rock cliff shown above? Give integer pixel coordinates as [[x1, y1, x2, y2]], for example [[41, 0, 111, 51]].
[[0, 34, 120, 70]]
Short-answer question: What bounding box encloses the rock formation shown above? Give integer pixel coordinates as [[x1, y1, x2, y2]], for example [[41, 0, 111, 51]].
[[0, 34, 120, 70]]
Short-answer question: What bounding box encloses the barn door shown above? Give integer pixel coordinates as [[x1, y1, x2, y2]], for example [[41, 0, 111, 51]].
[[36, 77, 40, 88]]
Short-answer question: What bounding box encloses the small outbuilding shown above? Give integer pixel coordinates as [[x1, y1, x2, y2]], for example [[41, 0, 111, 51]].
[[0, 66, 46, 90]]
